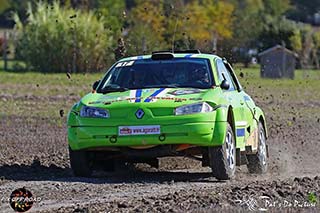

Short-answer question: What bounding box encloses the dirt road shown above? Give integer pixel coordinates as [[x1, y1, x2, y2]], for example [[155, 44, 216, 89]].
[[1, 72, 320, 212]]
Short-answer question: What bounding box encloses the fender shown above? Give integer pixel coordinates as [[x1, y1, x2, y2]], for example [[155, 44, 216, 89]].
[[210, 105, 230, 146], [214, 104, 228, 122], [67, 102, 80, 126], [254, 106, 268, 138]]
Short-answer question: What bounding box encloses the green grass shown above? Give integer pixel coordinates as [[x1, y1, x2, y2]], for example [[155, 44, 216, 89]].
[[0, 60, 28, 71], [234, 68, 320, 103], [0, 67, 319, 123], [0, 70, 103, 96], [0, 70, 104, 119]]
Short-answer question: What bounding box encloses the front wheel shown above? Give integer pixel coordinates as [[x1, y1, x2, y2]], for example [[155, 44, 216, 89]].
[[69, 147, 92, 177], [247, 122, 268, 174], [208, 123, 236, 180]]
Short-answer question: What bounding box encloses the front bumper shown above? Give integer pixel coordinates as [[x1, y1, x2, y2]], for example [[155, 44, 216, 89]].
[[68, 121, 227, 150]]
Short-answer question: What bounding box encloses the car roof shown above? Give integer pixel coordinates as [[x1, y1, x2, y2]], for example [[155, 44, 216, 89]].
[[118, 53, 222, 62]]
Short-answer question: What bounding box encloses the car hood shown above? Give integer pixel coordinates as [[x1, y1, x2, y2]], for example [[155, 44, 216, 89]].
[[80, 87, 220, 108]]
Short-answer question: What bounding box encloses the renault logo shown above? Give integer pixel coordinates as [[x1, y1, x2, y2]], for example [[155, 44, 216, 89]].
[[135, 109, 144, 119]]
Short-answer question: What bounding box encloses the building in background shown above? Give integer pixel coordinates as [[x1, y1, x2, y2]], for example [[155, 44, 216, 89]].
[[258, 45, 297, 79]]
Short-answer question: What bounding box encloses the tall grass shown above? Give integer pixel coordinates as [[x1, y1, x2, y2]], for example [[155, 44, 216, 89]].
[[13, 1, 114, 73]]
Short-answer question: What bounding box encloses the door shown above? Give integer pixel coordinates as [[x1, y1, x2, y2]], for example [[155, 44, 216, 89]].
[[216, 59, 246, 150]]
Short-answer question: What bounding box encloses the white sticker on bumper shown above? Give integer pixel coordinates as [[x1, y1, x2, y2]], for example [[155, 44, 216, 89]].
[[118, 125, 161, 136]]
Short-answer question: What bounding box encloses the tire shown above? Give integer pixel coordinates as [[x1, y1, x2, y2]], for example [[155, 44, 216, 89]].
[[247, 122, 268, 174], [208, 123, 236, 180], [103, 159, 125, 172], [103, 159, 116, 172], [69, 147, 92, 177]]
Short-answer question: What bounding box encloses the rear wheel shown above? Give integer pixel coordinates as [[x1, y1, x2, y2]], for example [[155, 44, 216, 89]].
[[247, 122, 268, 174], [208, 123, 236, 180], [69, 147, 92, 177]]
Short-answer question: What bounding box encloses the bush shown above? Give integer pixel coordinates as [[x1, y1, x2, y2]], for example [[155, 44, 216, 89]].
[[13, 1, 114, 73]]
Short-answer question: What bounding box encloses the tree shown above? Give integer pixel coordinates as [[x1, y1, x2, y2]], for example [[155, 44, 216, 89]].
[[287, 0, 320, 24], [163, 0, 234, 52], [204, 0, 234, 52], [126, 0, 167, 55], [0, 0, 10, 14], [96, 0, 126, 39]]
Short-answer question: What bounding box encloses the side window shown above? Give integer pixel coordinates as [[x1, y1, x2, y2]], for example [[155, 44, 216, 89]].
[[216, 60, 235, 91]]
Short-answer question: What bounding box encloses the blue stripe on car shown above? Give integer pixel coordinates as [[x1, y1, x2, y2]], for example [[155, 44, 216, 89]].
[[244, 96, 250, 101], [135, 89, 142, 102], [184, 54, 193, 58], [144, 88, 165, 102]]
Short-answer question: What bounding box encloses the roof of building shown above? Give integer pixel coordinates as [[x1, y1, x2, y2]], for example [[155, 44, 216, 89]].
[[258, 45, 297, 57]]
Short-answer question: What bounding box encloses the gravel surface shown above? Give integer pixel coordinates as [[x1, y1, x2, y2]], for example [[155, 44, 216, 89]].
[[1, 80, 320, 212]]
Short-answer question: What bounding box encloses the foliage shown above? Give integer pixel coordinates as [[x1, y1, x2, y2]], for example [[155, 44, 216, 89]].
[[7, 0, 320, 70], [13, 1, 113, 73], [287, 0, 320, 23], [313, 31, 320, 49], [0, 0, 10, 14], [289, 29, 302, 52], [230, 0, 264, 46], [162, 0, 234, 52], [126, 0, 167, 54], [96, 0, 126, 39]]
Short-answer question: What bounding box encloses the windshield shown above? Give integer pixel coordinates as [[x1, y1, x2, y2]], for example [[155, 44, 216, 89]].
[[97, 58, 213, 93]]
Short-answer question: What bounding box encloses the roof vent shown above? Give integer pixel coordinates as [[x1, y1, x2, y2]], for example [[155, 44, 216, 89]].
[[152, 49, 201, 54], [151, 52, 174, 60]]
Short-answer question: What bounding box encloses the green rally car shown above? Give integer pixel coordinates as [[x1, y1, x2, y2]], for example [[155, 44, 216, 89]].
[[67, 50, 268, 180]]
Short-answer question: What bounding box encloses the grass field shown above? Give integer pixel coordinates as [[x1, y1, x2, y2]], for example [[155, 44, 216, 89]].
[[1, 67, 319, 120]]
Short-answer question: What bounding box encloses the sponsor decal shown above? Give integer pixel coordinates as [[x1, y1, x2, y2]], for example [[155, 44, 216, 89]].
[[89, 88, 205, 105], [88, 101, 102, 104], [188, 97, 203, 101], [99, 95, 129, 101], [174, 98, 186, 102], [118, 125, 161, 136], [168, 89, 202, 96], [95, 95, 131, 104], [115, 60, 135, 67]]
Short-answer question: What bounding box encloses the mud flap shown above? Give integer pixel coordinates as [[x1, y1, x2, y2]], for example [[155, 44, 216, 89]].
[[236, 148, 248, 165], [236, 148, 241, 166], [202, 148, 210, 167]]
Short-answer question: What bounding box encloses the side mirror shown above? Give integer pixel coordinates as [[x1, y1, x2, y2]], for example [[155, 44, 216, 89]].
[[220, 79, 230, 90], [92, 80, 100, 90]]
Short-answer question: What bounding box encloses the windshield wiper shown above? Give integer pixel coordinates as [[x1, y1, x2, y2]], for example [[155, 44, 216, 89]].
[[101, 84, 129, 94]]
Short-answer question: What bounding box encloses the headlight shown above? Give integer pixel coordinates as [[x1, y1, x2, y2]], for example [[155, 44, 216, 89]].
[[80, 106, 110, 118], [174, 102, 213, 115]]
